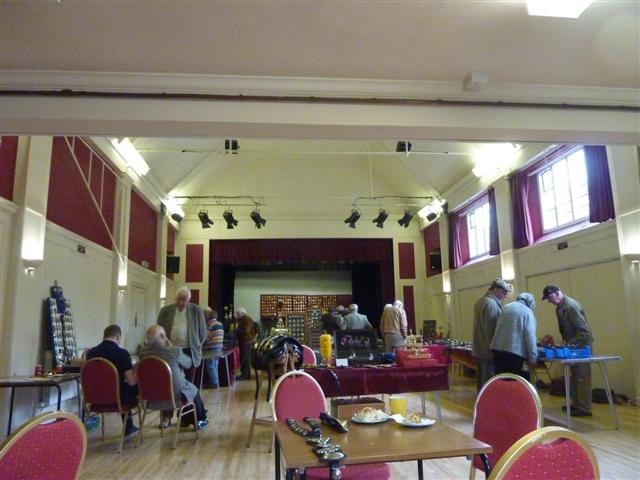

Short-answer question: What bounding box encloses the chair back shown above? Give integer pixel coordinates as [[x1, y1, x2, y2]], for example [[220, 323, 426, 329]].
[[472, 373, 543, 471], [489, 426, 599, 480], [271, 370, 326, 421], [302, 345, 317, 365], [80, 357, 121, 406], [0, 411, 87, 480], [137, 356, 177, 408]]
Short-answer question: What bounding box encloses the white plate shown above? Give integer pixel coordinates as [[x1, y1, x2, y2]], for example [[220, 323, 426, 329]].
[[351, 414, 389, 424], [399, 418, 436, 428]]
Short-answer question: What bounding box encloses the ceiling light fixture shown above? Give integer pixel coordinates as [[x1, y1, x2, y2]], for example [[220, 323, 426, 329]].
[[198, 210, 214, 228], [526, 0, 592, 18], [396, 141, 412, 155], [250, 209, 267, 229], [397, 210, 414, 228], [223, 209, 238, 229], [224, 139, 239, 154], [344, 209, 361, 229], [372, 209, 389, 229], [472, 143, 521, 178], [417, 198, 447, 223], [165, 197, 185, 223], [110, 137, 150, 176]]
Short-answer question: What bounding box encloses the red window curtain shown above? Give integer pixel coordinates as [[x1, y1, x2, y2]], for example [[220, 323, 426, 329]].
[[0, 136, 18, 200], [448, 211, 469, 269], [487, 187, 500, 256], [584, 146, 615, 223]]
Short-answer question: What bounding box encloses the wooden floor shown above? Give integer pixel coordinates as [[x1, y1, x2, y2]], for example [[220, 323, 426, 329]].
[[80, 374, 640, 480]]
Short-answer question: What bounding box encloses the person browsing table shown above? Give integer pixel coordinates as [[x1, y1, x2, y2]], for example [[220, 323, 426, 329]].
[[203, 307, 224, 388]]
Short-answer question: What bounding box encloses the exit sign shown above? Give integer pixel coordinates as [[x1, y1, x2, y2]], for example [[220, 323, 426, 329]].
[[557, 241, 568, 250]]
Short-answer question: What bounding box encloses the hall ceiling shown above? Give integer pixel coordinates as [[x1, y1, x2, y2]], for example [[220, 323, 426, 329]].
[[1, 1, 637, 218]]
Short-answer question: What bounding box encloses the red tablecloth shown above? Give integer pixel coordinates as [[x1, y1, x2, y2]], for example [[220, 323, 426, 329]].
[[305, 365, 448, 397]]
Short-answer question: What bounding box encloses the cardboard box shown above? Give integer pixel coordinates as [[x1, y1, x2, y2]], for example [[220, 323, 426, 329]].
[[330, 397, 385, 419]]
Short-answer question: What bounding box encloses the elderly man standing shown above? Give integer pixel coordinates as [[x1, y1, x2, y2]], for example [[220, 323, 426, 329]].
[[235, 307, 258, 380], [138, 324, 208, 429], [381, 303, 407, 352], [472, 278, 511, 391], [157, 286, 207, 378], [490, 293, 538, 381], [542, 285, 594, 416], [344, 304, 374, 330]]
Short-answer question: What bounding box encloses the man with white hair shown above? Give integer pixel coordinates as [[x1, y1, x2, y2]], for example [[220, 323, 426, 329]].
[[157, 286, 207, 374], [138, 324, 208, 429], [343, 304, 374, 330], [380, 303, 407, 352]]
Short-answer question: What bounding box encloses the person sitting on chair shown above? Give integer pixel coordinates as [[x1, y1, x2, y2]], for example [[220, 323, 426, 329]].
[[87, 324, 139, 438], [138, 324, 208, 430]]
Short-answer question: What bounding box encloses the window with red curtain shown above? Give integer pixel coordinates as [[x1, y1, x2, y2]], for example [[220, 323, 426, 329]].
[[423, 222, 442, 277], [448, 188, 500, 269], [510, 145, 614, 249], [128, 190, 157, 271]]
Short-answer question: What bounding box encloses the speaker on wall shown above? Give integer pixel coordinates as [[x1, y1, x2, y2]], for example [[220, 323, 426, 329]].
[[167, 255, 180, 274]]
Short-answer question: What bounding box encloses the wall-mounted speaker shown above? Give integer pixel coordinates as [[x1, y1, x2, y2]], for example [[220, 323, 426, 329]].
[[429, 251, 442, 271], [167, 256, 180, 274]]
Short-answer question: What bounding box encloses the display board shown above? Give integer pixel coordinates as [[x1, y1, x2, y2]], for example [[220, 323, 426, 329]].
[[423, 320, 437, 340], [286, 314, 305, 342], [334, 329, 377, 363]]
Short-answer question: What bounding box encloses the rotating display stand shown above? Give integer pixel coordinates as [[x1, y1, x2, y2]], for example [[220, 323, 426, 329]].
[[45, 282, 78, 368]]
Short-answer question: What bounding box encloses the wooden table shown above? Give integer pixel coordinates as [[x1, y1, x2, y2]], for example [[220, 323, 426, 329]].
[[274, 419, 491, 480], [544, 355, 621, 429], [0, 373, 81, 436]]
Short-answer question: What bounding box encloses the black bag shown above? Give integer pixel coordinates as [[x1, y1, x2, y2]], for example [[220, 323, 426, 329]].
[[251, 334, 303, 372], [549, 377, 566, 396], [592, 388, 616, 404]]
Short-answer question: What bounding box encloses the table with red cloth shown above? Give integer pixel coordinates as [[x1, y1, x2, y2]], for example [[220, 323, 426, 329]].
[[305, 364, 448, 397]]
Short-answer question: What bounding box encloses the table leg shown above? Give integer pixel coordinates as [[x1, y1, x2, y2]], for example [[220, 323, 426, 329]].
[[275, 434, 281, 480], [224, 355, 233, 390], [435, 391, 442, 420], [597, 362, 620, 430], [7, 386, 16, 436], [75, 379, 83, 421], [417, 459, 424, 480], [54, 384, 62, 410], [421, 392, 426, 414], [563, 365, 572, 429]]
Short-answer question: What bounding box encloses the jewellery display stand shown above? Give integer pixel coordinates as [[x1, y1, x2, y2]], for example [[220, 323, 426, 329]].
[[45, 282, 79, 368]]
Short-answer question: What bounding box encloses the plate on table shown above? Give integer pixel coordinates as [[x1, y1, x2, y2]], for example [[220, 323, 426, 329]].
[[399, 413, 435, 428], [351, 408, 389, 424]]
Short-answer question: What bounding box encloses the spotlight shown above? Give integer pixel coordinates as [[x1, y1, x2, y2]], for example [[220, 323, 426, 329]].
[[224, 139, 239, 154], [396, 141, 412, 154], [426, 212, 437, 222], [397, 210, 414, 228], [344, 209, 361, 229], [223, 209, 238, 229], [372, 209, 389, 229], [250, 209, 267, 229], [198, 210, 214, 228], [170, 212, 183, 223]]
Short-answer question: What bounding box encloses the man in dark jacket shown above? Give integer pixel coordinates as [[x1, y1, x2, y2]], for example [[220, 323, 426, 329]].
[[87, 324, 139, 437], [543, 285, 594, 416]]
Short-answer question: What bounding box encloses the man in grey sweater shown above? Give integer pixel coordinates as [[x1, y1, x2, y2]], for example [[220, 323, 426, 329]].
[[490, 293, 538, 381], [472, 278, 511, 391]]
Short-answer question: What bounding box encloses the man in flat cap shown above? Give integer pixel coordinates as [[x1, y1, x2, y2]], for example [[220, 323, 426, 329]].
[[542, 285, 594, 416], [472, 278, 511, 391]]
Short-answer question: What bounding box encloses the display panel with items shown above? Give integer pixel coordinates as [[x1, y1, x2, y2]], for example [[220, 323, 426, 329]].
[[45, 282, 79, 369], [334, 329, 377, 363]]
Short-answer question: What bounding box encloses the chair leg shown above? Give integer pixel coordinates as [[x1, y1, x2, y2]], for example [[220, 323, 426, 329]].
[[118, 413, 127, 454], [246, 392, 260, 448], [174, 408, 181, 449], [136, 405, 148, 448], [101, 413, 105, 442]]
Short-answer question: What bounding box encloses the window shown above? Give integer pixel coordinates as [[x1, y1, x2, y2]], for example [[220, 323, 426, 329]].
[[466, 201, 490, 258], [537, 148, 589, 232]]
